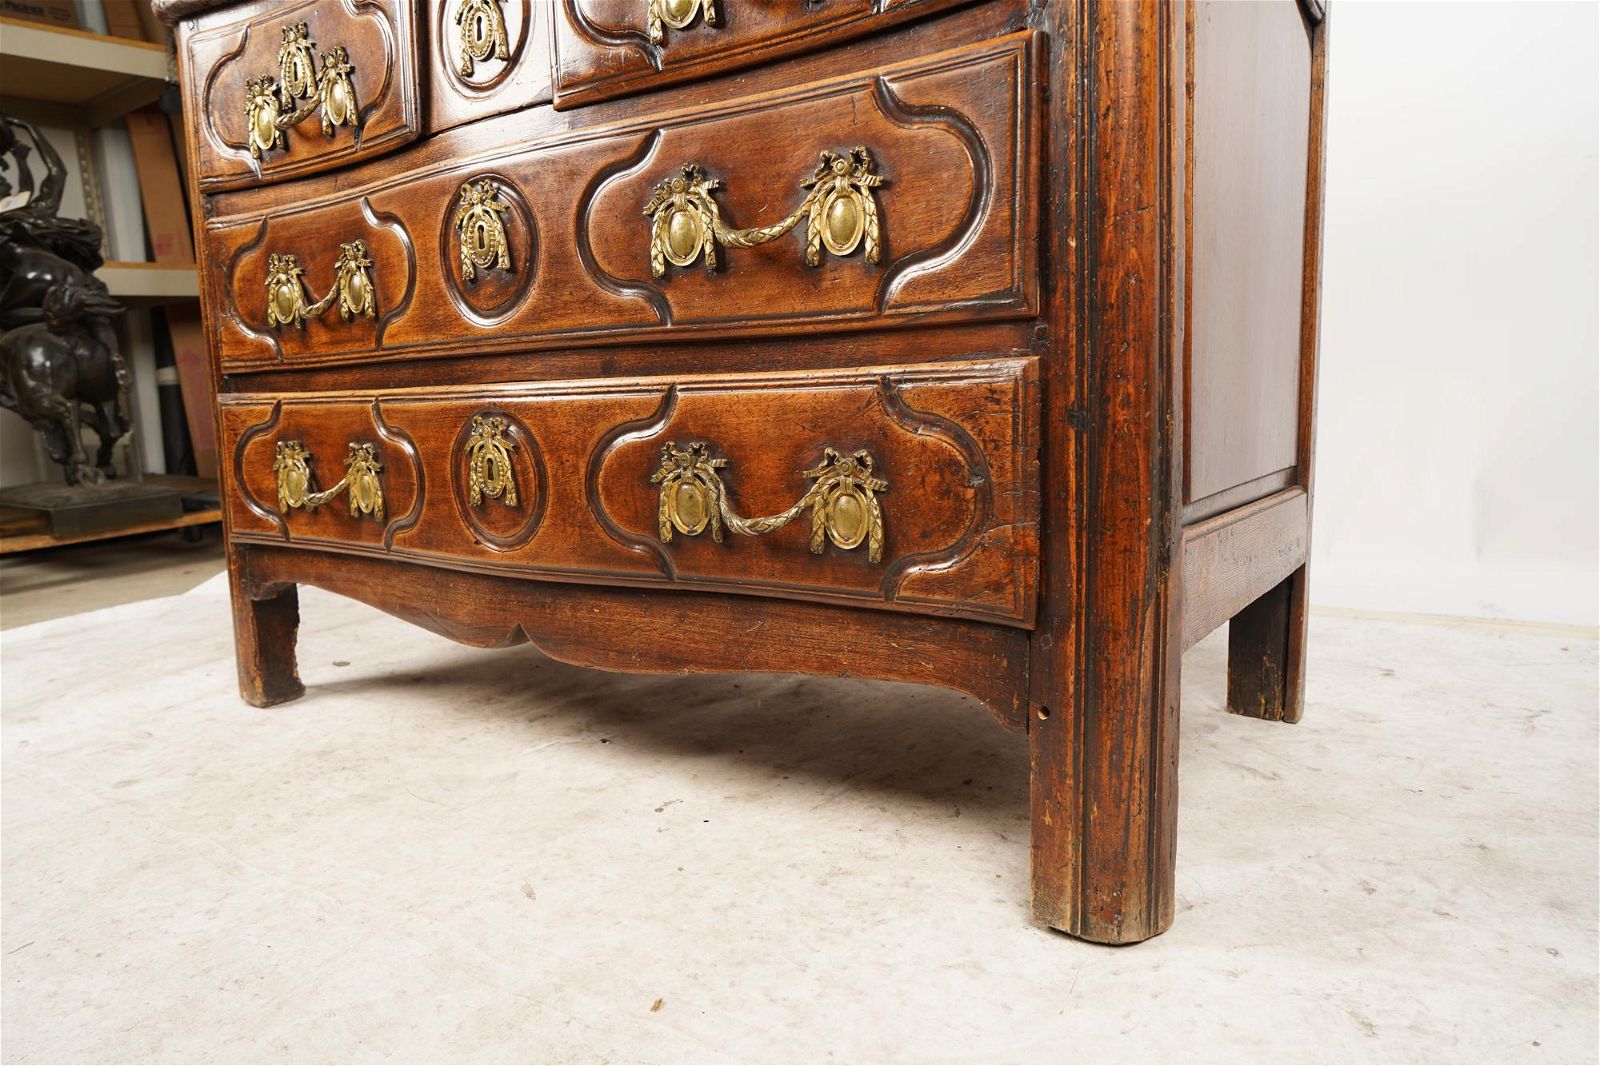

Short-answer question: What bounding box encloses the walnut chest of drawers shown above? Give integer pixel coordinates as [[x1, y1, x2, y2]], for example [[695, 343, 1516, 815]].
[[159, 0, 1329, 944]]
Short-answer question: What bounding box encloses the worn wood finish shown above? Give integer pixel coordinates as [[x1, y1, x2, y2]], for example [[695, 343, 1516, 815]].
[[179, 0, 422, 192], [1180, 487, 1309, 651], [1028, 0, 1188, 945], [550, 0, 968, 110], [202, 31, 1040, 372], [168, 0, 1330, 943], [236, 544, 1032, 731], [1227, 570, 1301, 723], [424, 0, 553, 133], [229, 319, 1037, 394], [219, 359, 1040, 625], [228, 549, 304, 707]]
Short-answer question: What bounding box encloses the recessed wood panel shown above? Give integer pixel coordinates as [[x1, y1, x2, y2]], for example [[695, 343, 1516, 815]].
[[1186, 0, 1312, 506], [180, 0, 421, 192]]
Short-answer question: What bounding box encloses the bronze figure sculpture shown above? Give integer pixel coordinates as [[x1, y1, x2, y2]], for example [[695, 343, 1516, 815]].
[[0, 115, 131, 485]]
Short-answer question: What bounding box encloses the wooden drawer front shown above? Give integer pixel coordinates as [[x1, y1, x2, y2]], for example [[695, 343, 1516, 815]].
[[425, 0, 553, 134], [181, 0, 421, 192], [205, 32, 1039, 372], [551, 0, 968, 110], [221, 359, 1039, 626]]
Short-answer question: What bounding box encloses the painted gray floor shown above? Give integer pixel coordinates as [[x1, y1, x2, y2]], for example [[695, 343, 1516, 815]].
[[2, 576, 1595, 1063]]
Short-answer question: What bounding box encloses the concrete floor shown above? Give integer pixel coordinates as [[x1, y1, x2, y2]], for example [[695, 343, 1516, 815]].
[[0, 529, 225, 629], [1, 568, 1596, 1063]]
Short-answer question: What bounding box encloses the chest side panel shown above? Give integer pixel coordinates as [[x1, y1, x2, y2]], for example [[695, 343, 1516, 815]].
[[1186, 0, 1313, 512]]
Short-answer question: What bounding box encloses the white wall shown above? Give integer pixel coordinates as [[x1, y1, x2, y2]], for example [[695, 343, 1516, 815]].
[[1313, 0, 1599, 625]]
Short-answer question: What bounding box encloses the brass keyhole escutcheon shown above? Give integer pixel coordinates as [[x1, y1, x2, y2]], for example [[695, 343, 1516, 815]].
[[453, 178, 513, 285]]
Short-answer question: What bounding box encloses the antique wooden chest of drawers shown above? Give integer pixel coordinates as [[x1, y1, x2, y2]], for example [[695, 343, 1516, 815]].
[[159, 0, 1329, 944]]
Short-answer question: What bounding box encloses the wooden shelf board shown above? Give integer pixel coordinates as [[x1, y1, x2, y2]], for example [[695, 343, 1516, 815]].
[[98, 261, 200, 304], [0, 17, 169, 126], [0, 507, 220, 555], [0, 475, 221, 555]]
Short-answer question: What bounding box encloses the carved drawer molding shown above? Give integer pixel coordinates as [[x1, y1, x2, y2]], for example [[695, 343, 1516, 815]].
[[181, 0, 556, 192], [203, 31, 1040, 372], [180, 0, 421, 191], [550, 0, 969, 110], [220, 358, 1039, 626]]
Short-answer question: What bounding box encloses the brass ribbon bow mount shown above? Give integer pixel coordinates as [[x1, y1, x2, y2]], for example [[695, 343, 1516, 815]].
[[643, 146, 885, 277], [452, 179, 512, 284], [244, 22, 360, 161], [272, 440, 385, 521], [651, 441, 888, 562], [454, 0, 510, 78], [465, 415, 518, 507]]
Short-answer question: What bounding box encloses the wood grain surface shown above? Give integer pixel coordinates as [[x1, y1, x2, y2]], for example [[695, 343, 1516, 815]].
[[550, 0, 968, 110], [220, 359, 1040, 625], [166, 0, 1330, 944], [201, 31, 1040, 372], [179, 0, 421, 191]]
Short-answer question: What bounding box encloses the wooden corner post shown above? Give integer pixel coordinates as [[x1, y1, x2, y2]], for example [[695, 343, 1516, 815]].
[[1224, 5, 1329, 726], [1029, 0, 1188, 944]]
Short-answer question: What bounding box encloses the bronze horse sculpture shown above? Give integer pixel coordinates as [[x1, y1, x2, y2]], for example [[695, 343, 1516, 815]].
[[0, 115, 131, 485], [1, 278, 130, 484]]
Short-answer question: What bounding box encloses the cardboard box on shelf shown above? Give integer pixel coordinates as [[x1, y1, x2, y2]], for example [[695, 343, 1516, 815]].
[[0, 0, 78, 29], [101, 0, 145, 39], [125, 109, 194, 264]]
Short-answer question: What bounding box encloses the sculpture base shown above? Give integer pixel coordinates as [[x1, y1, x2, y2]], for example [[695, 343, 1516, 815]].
[[0, 481, 184, 539]]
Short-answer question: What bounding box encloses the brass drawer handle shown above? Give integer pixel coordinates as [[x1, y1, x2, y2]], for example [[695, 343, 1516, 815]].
[[244, 22, 361, 161], [651, 441, 888, 562], [466, 415, 518, 507], [647, 0, 717, 44], [454, 0, 511, 77], [452, 179, 513, 284], [644, 147, 885, 278], [272, 440, 385, 521], [265, 240, 377, 329]]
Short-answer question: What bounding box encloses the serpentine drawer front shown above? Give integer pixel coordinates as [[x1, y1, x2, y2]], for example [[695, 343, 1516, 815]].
[[165, 0, 1330, 945], [203, 31, 1039, 371], [179, 0, 555, 192], [220, 359, 1040, 626], [550, 0, 969, 109]]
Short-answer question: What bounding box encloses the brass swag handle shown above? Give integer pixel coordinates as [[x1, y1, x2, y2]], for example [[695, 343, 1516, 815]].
[[452, 179, 513, 284], [264, 240, 377, 329], [643, 147, 885, 278], [244, 22, 361, 161], [453, 0, 511, 78], [465, 415, 518, 507], [647, 0, 717, 44], [651, 441, 888, 562], [272, 440, 385, 521]]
